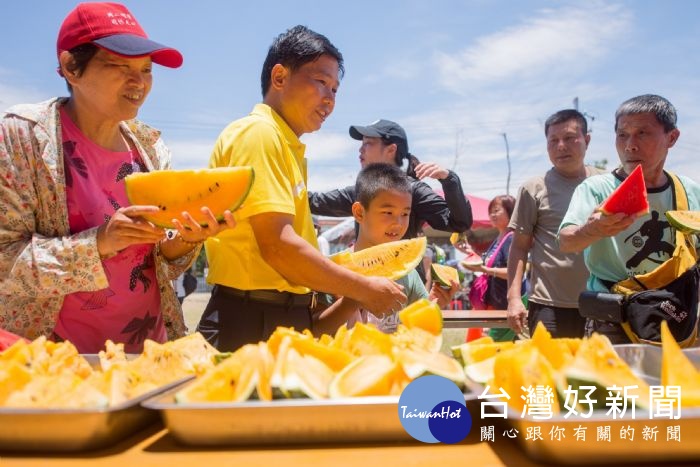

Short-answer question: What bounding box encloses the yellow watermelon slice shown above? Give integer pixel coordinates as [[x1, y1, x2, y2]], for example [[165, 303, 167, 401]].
[[666, 210, 700, 234], [398, 299, 443, 336], [599, 164, 649, 217], [449, 232, 467, 245], [431, 264, 459, 287], [330, 237, 426, 280], [125, 167, 254, 228], [660, 321, 700, 407]]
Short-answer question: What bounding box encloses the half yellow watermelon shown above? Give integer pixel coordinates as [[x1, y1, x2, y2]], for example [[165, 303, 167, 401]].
[[666, 210, 700, 234], [330, 237, 426, 280], [599, 164, 649, 217], [125, 167, 254, 228]]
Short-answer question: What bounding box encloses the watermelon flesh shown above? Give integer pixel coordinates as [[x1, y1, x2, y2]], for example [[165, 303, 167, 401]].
[[431, 264, 460, 287], [0, 328, 28, 351], [330, 237, 426, 281], [599, 164, 649, 217]]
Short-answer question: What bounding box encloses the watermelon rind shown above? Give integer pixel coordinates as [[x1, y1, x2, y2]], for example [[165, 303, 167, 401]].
[[460, 252, 483, 267], [666, 210, 700, 234]]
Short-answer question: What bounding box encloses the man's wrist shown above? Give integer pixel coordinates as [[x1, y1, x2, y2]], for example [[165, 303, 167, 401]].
[[583, 221, 602, 240]]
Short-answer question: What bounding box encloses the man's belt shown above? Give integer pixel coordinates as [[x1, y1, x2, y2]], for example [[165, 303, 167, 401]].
[[215, 285, 316, 307]]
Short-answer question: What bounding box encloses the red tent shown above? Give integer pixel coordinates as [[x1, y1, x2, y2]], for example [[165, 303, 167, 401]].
[[465, 194, 492, 230], [425, 192, 496, 254], [432, 191, 492, 230]]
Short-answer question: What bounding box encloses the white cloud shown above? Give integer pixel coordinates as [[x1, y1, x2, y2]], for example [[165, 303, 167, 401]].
[[166, 139, 214, 169], [0, 76, 48, 111], [302, 131, 358, 162], [435, 2, 632, 94]]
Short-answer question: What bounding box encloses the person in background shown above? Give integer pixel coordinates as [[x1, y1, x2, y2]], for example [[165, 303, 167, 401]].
[[309, 119, 472, 281], [506, 109, 603, 338], [0, 3, 234, 353], [174, 274, 187, 304], [199, 26, 405, 352], [313, 216, 331, 255], [461, 195, 516, 341], [313, 164, 459, 336], [559, 94, 700, 343]]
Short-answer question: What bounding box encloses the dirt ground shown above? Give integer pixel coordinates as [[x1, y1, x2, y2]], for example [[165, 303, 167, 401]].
[[181, 292, 211, 334]]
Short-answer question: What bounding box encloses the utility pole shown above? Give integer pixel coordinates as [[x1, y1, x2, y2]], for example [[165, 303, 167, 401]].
[[573, 96, 595, 132], [452, 129, 463, 171], [502, 133, 511, 195]]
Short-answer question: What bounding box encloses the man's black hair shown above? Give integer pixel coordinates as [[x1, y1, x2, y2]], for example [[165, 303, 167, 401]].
[[261, 25, 344, 97], [544, 109, 588, 136]]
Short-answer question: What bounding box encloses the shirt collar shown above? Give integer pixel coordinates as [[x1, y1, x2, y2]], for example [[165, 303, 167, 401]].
[[251, 103, 306, 156]]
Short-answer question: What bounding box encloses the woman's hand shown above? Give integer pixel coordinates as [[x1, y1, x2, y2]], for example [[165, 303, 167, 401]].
[[461, 262, 485, 273], [453, 240, 473, 255], [413, 162, 449, 180], [158, 207, 236, 261], [96, 206, 166, 258], [170, 207, 236, 244]]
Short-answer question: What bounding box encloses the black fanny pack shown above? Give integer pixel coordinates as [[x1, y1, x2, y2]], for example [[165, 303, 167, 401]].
[[579, 264, 700, 347]]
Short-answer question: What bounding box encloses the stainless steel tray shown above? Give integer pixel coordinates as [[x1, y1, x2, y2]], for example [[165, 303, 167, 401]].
[[487, 344, 700, 464], [144, 385, 478, 446], [0, 355, 191, 452]]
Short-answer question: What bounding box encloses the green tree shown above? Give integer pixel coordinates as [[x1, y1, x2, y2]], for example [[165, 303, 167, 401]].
[[592, 158, 608, 170]]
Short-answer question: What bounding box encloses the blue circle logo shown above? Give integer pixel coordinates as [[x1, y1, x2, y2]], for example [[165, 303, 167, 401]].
[[398, 375, 471, 443]]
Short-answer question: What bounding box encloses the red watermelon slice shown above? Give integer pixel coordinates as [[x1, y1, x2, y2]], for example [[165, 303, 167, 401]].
[[0, 327, 28, 351], [600, 164, 649, 217]]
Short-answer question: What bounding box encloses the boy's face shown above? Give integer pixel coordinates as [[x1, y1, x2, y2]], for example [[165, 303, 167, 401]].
[[352, 189, 411, 247], [275, 54, 339, 136]]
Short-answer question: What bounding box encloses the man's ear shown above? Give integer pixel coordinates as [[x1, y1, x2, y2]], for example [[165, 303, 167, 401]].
[[269, 63, 289, 92], [351, 201, 365, 222], [667, 128, 680, 148]]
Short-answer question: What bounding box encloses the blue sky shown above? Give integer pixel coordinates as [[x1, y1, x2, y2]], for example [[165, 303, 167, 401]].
[[3, 0, 700, 199]]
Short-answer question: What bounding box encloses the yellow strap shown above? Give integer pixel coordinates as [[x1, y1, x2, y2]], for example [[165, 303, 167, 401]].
[[667, 171, 694, 253], [667, 171, 688, 210]]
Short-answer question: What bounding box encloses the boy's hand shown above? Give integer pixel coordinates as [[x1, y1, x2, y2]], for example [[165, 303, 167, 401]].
[[429, 280, 460, 309]]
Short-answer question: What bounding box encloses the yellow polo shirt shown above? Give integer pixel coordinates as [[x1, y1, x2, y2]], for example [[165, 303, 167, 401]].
[[205, 103, 318, 294]]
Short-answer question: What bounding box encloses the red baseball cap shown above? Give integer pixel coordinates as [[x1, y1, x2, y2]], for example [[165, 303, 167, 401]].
[[57, 2, 183, 68]]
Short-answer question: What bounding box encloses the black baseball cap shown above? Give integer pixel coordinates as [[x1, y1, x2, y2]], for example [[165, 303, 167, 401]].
[[349, 119, 409, 159]]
